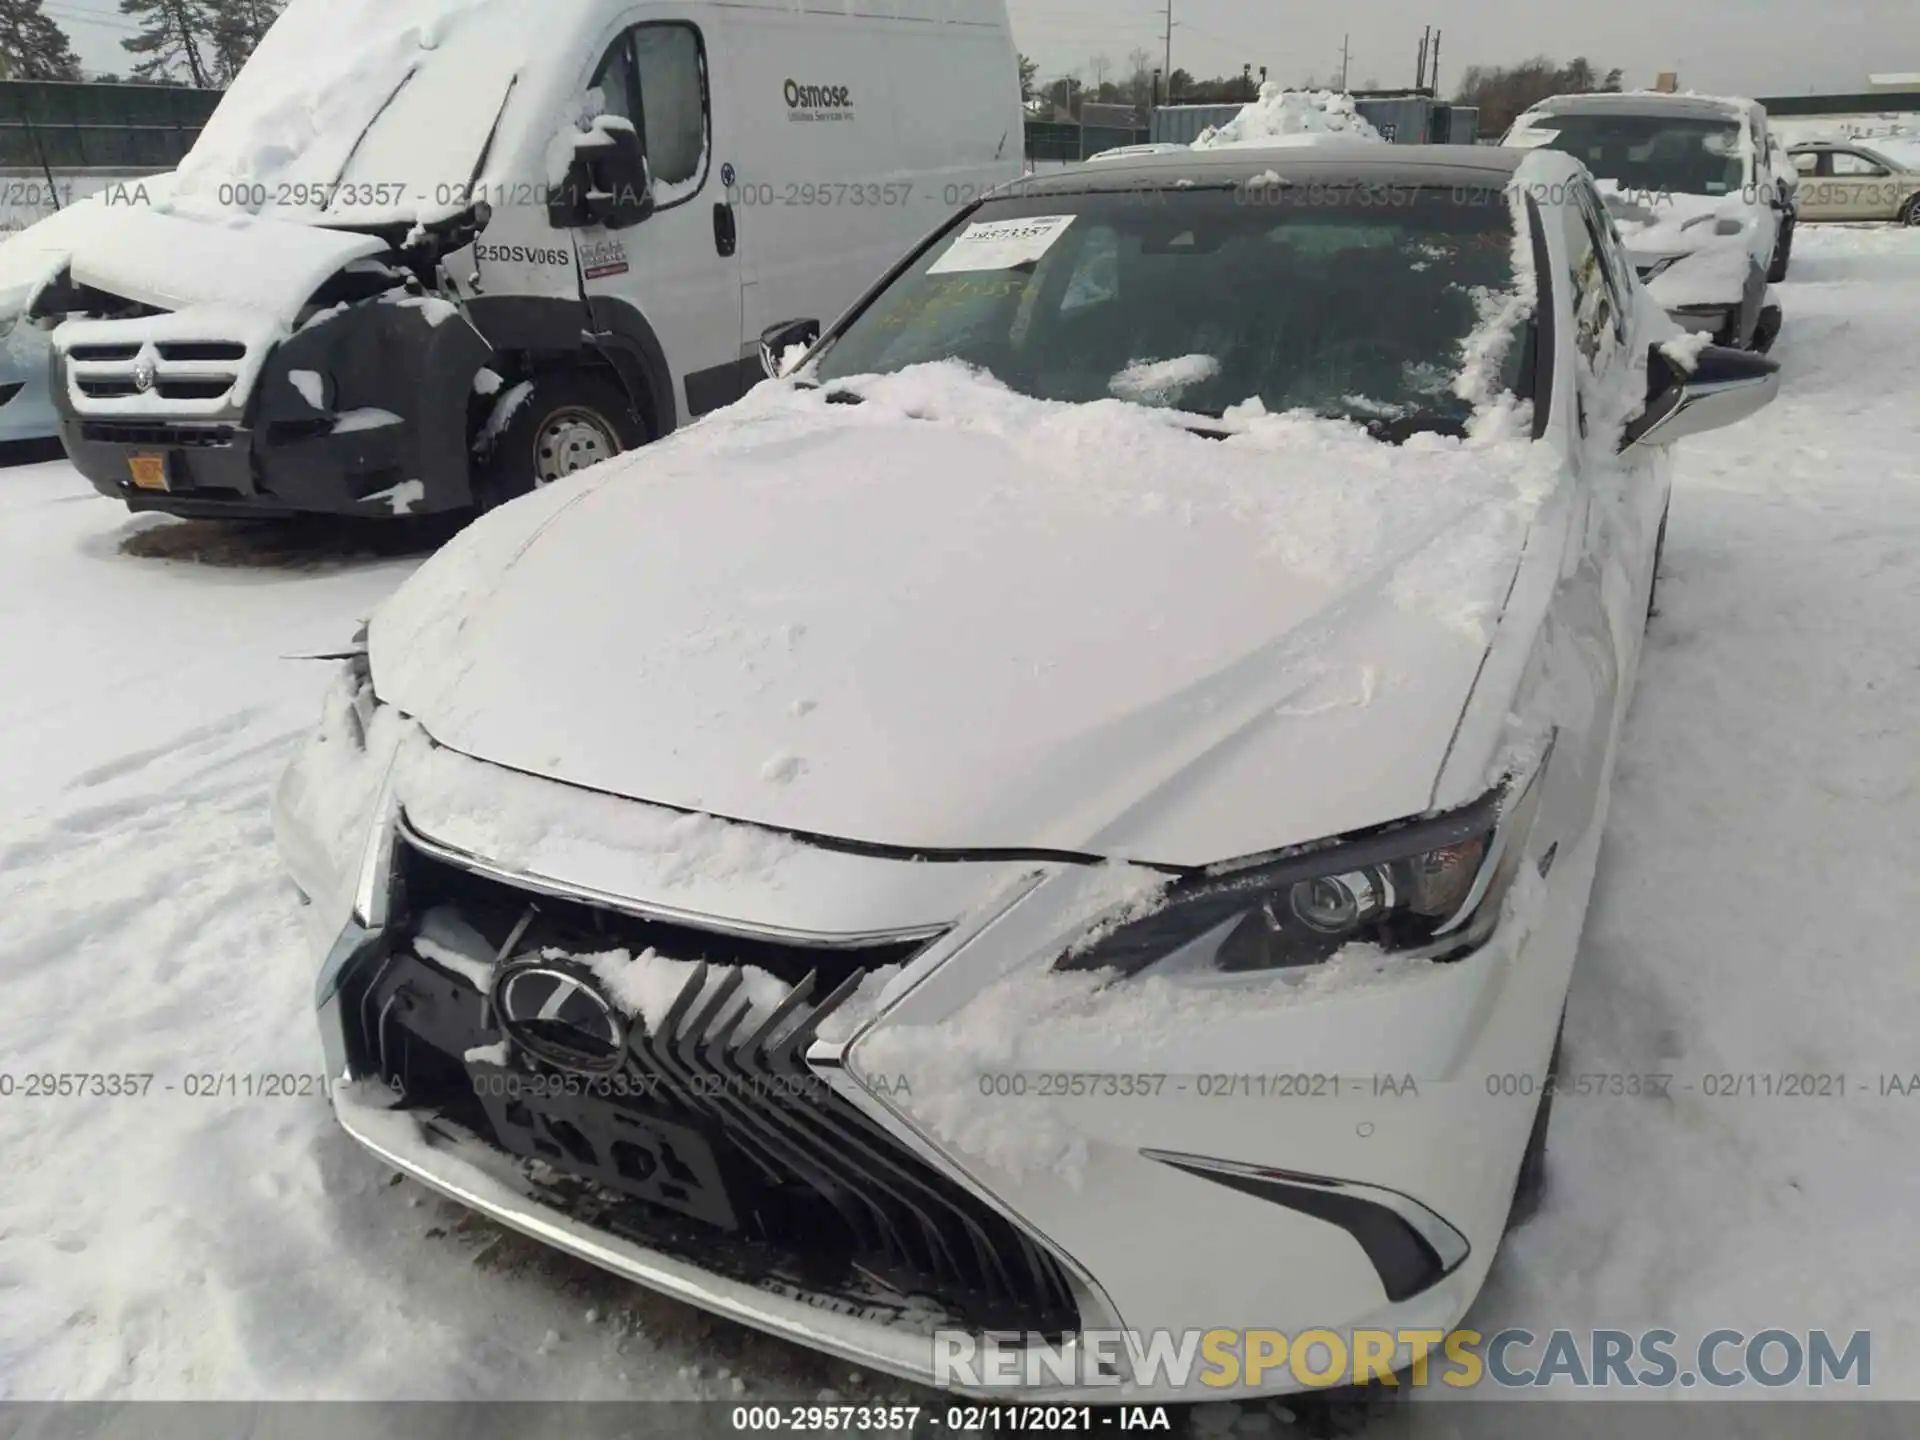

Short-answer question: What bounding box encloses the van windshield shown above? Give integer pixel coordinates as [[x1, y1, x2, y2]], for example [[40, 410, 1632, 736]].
[[810, 183, 1528, 431], [1522, 113, 1747, 196]]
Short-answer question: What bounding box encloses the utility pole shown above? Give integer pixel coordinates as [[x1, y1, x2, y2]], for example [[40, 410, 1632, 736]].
[[1339, 34, 1350, 92], [1163, 0, 1174, 104], [1430, 30, 1442, 96], [1416, 26, 1429, 90]]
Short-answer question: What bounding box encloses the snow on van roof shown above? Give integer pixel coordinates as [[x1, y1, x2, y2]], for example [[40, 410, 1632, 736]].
[[168, 0, 571, 229], [1190, 85, 1387, 150]]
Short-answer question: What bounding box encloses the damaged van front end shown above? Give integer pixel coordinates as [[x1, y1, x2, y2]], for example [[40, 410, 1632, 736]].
[[32, 0, 621, 520], [42, 207, 496, 519]]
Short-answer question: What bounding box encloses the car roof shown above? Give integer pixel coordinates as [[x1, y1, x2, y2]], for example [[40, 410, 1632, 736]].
[[1522, 92, 1751, 123], [1004, 142, 1530, 194]]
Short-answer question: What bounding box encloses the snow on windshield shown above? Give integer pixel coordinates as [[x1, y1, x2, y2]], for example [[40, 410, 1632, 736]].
[[1514, 111, 1750, 197], [1191, 85, 1386, 150], [169, 0, 536, 227], [1108, 354, 1221, 405], [813, 183, 1528, 431]]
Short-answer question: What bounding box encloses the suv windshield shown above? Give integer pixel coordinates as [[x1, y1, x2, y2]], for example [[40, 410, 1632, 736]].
[[809, 182, 1528, 432], [1523, 113, 1746, 196]]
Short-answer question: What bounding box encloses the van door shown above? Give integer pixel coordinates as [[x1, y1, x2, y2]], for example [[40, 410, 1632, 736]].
[[571, 15, 748, 427]]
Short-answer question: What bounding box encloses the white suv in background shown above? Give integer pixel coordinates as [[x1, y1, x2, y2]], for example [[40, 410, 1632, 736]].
[[1505, 92, 1792, 352]]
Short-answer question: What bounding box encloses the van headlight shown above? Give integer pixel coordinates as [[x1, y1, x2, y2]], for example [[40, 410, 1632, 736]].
[[1057, 743, 1551, 979]]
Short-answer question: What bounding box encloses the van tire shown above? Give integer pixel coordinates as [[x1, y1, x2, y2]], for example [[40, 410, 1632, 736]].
[[1902, 194, 1920, 228], [474, 369, 651, 510], [1751, 302, 1782, 356]]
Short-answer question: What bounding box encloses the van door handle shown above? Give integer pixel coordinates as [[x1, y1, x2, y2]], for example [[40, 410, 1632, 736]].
[[713, 202, 737, 257]]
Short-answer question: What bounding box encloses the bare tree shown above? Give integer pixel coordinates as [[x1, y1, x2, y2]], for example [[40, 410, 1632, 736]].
[[1453, 54, 1625, 133]]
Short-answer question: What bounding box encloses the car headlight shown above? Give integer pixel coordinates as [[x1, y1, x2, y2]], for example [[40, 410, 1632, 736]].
[[1056, 743, 1551, 980]]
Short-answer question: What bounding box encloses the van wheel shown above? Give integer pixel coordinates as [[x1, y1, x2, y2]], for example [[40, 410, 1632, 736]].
[[1505, 1019, 1563, 1233], [474, 370, 650, 510], [1751, 303, 1782, 356], [1902, 194, 1920, 228], [1766, 218, 1793, 282]]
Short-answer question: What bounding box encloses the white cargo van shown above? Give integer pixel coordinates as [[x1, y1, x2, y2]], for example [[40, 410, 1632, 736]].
[[30, 0, 1022, 518]]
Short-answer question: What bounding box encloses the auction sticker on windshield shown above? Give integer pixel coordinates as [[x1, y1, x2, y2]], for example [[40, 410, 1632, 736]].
[[927, 215, 1077, 274]]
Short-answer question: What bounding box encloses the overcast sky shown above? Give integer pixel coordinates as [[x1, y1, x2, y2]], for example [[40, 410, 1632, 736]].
[[1011, 0, 1917, 99], [43, 0, 1920, 98]]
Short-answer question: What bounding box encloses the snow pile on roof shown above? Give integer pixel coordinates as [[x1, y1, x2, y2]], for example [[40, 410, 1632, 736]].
[[1190, 84, 1385, 150], [168, 0, 544, 227]]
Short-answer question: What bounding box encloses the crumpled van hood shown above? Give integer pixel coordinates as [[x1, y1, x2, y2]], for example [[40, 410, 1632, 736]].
[[370, 367, 1559, 866]]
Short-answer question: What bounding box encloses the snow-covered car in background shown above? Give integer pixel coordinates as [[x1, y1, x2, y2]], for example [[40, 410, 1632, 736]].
[[1505, 92, 1793, 351], [0, 309, 54, 446], [274, 145, 1779, 1401], [1787, 141, 1920, 225], [0, 181, 179, 447], [24, 0, 1022, 521]]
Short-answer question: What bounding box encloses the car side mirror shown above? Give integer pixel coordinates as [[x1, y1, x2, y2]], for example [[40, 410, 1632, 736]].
[[1621, 342, 1781, 451], [758, 318, 822, 379], [547, 119, 655, 232]]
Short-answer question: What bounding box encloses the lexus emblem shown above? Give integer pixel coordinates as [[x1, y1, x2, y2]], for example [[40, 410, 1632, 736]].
[[132, 355, 156, 393], [491, 960, 628, 1075]]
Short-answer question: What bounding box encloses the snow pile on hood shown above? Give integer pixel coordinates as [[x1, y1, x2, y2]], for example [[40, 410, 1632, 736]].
[[1191, 85, 1385, 150], [0, 174, 178, 315], [1597, 182, 1758, 307]]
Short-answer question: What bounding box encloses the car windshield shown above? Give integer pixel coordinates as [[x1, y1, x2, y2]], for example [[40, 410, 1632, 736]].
[[808, 182, 1529, 433], [1524, 113, 1747, 196]]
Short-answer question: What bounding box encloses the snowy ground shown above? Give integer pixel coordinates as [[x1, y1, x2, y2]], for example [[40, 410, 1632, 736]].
[[1, 226, 1917, 1426]]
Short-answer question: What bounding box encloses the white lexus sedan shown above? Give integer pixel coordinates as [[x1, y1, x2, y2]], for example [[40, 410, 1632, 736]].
[[274, 145, 1779, 1401]]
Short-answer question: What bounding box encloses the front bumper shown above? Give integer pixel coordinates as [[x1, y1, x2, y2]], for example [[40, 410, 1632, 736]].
[[51, 290, 490, 519], [60, 414, 420, 517], [285, 734, 1597, 1403]]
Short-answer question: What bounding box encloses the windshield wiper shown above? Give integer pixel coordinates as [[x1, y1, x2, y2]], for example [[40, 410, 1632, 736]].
[[1360, 411, 1470, 445]]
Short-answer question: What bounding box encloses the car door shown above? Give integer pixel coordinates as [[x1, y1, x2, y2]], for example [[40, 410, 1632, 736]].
[[1827, 148, 1895, 220], [573, 15, 748, 425], [1566, 179, 1668, 695]]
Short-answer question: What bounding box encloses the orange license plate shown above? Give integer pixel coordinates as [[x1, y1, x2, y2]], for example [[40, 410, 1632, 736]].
[[127, 453, 170, 491]]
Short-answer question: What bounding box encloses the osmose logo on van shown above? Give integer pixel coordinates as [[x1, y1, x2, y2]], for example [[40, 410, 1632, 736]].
[[784, 79, 854, 120]]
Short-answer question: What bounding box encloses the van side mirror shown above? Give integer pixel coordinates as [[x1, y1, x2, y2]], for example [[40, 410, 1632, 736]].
[[758, 318, 821, 379], [548, 118, 655, 232], [1620, 341, 1780, 451]]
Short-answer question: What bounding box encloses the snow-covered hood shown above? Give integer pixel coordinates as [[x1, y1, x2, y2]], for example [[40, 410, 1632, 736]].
[[370, 366, 1559, 866], [0, 174, 178, 318], [1599, 184, 1761, 305]]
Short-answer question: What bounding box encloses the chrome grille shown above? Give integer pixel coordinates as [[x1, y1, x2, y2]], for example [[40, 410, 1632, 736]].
[[346, 838, 1082, 1336]]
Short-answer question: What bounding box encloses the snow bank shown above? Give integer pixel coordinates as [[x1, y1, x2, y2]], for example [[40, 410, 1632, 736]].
[[1191, 85, 1385, 150]]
